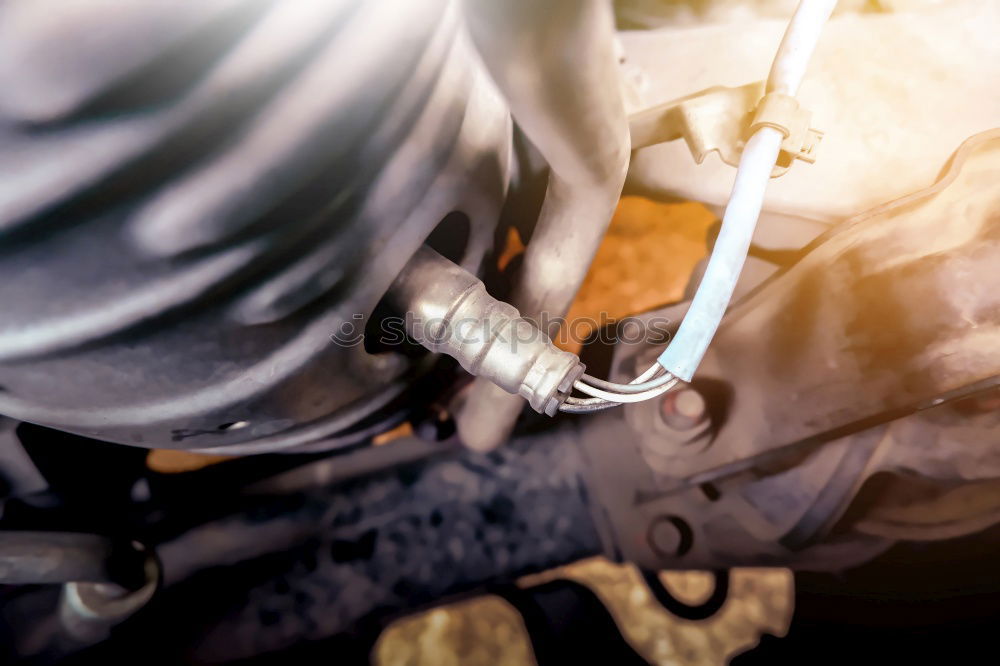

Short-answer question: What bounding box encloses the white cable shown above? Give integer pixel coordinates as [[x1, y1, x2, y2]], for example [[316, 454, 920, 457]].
[[580, 366, 672, 393], [632, 361, 662, 384], [655, 127, 783, 380], [562, 362, 675, 411], [656, 0, 836, 382], [572, 377, 679, 403], [767, 0, 838, 96], [576, 361, 668, 398]]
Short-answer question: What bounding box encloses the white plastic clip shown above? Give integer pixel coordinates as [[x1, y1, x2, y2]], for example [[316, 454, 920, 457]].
[[750, 92, 823, 173]]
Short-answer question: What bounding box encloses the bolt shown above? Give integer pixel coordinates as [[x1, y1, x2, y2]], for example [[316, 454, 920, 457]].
[[660, 388, 707, 431]]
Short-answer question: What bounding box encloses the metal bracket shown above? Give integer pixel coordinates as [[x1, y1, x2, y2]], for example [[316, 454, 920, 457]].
[[628, 81, 823, 177]]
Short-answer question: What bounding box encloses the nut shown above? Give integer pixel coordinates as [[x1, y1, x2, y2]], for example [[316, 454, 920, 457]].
[[659, 388, 707, 431]]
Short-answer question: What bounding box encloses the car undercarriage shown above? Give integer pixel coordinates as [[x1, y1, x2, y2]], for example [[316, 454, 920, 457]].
[[0, 0, 998, 663]]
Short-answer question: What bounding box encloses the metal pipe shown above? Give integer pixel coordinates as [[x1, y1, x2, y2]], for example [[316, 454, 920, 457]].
[[0, 530, 159, 644], [0, 531, 122, 586], [59, 552, 160, 643], [456, 0, 631, 449]]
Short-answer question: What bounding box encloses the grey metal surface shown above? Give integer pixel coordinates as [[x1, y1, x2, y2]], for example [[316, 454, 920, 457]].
[[0, 0, 510, 452]]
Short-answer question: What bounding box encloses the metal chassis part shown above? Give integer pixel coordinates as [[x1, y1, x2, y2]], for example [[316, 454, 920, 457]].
[[582, 129, 1000, 571], [662, 128, 1000, 486]]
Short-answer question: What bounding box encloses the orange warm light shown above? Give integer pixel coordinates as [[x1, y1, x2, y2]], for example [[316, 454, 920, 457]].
[[557, 197, 715, 353]]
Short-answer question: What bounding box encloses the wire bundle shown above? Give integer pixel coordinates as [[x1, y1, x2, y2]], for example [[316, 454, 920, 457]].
[[559, 362, 680, 413]]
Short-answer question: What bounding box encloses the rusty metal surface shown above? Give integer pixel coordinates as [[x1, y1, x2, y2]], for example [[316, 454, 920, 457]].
[[559, 198, 714, 353]]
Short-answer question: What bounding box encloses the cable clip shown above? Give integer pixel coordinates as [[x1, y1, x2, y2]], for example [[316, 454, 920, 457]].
[[628, 81, 823, 177], [750, 91, 823, 174]]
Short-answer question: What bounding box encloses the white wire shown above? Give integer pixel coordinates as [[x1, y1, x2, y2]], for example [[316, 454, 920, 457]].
[[559, 399, 620, 414], [559, 362, 676, 412], [572, 377, 679, 403], [572, 362, 678, 405], [655, 127, 783, 380], [767, 0, 838, 97], [633, 361, 661, 384], [579, 367, 674, 393]]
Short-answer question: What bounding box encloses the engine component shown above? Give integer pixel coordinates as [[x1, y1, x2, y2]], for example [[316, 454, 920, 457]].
[[59, 551, 159, 644], [0, 0, 838, 452], [385, 246, 584, 416], [0, 125, 996, 656], [0, 0, 510, 452]]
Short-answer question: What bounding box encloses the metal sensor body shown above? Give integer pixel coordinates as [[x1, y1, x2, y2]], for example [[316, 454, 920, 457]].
[[386, 247, 583, 416]]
